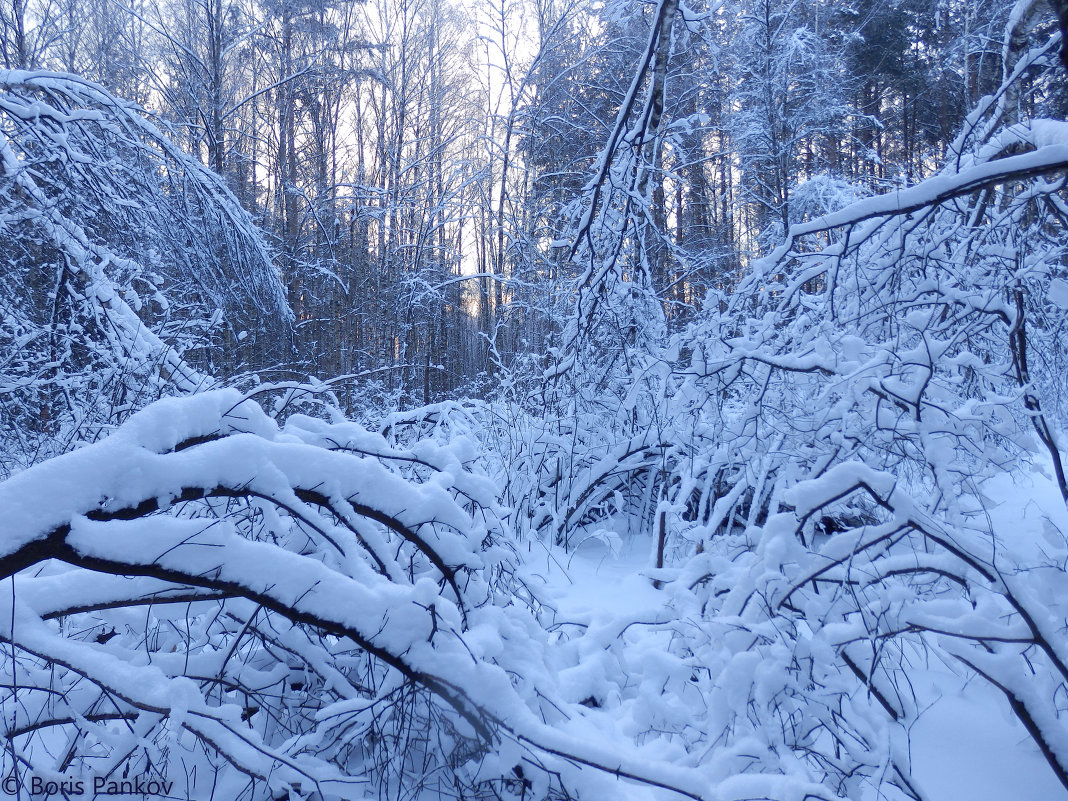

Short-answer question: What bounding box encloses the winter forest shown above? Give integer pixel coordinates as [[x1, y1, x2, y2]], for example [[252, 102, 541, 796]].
[[2, 0, 1068, 796]]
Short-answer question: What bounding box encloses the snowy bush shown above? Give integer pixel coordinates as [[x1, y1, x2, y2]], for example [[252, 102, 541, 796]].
[[596, 8, 1068, 795], [0, 390, 516, 798], [492, 1, 1068, 796]]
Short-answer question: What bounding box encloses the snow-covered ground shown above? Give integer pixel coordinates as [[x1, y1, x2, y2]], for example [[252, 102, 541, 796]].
[[904, 464, 1068, 801], [544, 534, 1067, 801], [910, 679, 1063, 801]]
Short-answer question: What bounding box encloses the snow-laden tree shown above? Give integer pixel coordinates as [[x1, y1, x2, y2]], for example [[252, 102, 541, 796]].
[[632, 2, 1068, 794], [506, 0, 702, 558], [724, 0, 857, 247], [0, 71, 291, 473], [0, 388, 842, 801], [0, 390, 517, 799], [496, 1, 1068, 798]]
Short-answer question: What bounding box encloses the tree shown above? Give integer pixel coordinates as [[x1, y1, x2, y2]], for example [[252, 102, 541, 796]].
[[502, 0, 1068, 795], [0, 71, 291, 472], [659, 2, 1068, 790], [725, 0, 857, 247], [0, 0, 61, 68]]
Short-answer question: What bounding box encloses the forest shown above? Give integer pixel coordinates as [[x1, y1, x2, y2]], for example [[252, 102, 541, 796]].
[[1, 0, 1068, 798]]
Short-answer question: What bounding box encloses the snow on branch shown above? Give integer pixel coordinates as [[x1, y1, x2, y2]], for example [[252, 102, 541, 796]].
[[0, 71, 291, 471], [5, 391, 841, 801], [655, 7, 1068, 792]]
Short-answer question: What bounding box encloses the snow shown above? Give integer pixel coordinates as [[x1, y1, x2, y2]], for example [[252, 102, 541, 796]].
[[911, 677, 1064, 801], [554, 536, 1068, 801], [543, 536, 667, 632], [1048, 278, 1068, 309]]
